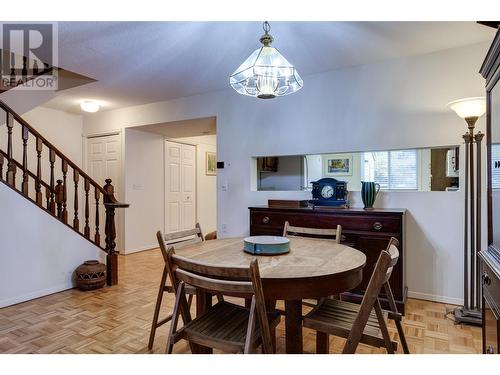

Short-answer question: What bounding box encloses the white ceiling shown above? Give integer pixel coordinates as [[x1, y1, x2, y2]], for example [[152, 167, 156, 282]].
[[43, 21, 496, 113], [134, 117, 216, 138]]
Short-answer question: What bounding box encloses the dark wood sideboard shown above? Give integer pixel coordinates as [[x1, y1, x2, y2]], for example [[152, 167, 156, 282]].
[[249, 206, 407, 313]]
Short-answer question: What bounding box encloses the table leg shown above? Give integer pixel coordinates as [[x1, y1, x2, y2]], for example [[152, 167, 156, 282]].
[[193, 290, 213, 354], [284, 299, 303, 354], [316, 332, 330, 354]]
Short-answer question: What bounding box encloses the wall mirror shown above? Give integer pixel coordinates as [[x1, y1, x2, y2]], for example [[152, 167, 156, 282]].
[[253, 146, 460, 192]]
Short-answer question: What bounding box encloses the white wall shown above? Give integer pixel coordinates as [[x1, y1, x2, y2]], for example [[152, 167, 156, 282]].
[[122, 131, 217, 254], [23, 106, 84, 165], [0, 182, 103, 307], [123, 128, 164, 253], [83, 41, 490, 304]]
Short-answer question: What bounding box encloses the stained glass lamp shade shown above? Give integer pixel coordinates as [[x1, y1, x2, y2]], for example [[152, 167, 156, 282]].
[[230, 22, 303, 99]]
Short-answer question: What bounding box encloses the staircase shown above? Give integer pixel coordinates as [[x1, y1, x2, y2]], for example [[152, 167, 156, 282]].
[[0, 99, 128, 286]]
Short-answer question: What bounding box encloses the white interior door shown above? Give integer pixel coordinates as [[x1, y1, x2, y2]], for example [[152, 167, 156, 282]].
[[165, 141, 196, 234], [86, 133, 122, 251]]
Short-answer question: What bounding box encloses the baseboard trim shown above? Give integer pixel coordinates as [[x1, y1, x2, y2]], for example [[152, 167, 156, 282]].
[[0, 282, 73, 308], [408, 290, 463, 306], [124, 244, 158, 255]]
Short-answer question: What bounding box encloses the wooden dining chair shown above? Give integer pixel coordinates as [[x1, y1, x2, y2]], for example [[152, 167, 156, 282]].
[[147, 223, 204, 350], [283, 221, 342, 244], [303, 237, 410, 354], [283, 220, 343, 307], [164, 247, 281, 354]]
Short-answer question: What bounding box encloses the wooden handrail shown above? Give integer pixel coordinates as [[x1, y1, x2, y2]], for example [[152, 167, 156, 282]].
[[0, 99, 128, 286], [0, 100, 105, 194]]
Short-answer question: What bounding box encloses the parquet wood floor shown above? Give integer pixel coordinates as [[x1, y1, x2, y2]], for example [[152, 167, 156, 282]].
[[0, 248, 482, 354]]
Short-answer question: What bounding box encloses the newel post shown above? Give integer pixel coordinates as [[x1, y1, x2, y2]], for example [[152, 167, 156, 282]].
[[103, 178, 129, 286]]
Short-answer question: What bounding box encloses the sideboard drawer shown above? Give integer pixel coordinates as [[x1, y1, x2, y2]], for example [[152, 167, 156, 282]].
[[250, 210, 401, 234]]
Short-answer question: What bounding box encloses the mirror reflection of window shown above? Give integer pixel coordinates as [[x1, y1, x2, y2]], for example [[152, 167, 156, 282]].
[[362, 150, 418, 190], [491, 144, 500, 189]]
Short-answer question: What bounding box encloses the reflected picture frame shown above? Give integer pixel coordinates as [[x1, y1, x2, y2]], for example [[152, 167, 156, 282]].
[[206, 151, 216, 176], [323, 154, 353, 176]]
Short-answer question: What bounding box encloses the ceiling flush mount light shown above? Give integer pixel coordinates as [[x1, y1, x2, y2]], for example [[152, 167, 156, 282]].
[[230, 21, 303, 99], [80, 100, 100, 113]]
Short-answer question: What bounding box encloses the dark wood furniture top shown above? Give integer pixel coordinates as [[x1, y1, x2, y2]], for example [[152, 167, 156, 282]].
[[0, 99, 128, 286], [304, 237, 409, 354], [480, 27, 500, 355], [164, 247, 280, 354], [249, 205, 407, 313], [176, 236, 366, 353]]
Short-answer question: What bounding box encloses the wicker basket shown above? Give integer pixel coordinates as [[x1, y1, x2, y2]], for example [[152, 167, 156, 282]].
[[75, 260, 106, 290]]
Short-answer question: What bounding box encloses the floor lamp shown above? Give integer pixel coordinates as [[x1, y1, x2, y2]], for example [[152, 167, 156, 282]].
[[448, 97, 486, 325]]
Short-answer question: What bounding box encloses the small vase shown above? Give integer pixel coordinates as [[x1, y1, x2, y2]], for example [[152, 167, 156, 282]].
[[361, 181, 380, 210]]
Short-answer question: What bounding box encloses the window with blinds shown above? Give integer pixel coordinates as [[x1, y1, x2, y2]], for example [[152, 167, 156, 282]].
[[492, 144, 500, 189], [363, 150, 418, 190]]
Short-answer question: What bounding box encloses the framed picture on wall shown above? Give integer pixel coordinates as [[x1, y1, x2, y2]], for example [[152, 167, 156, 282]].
[[323, 154, 353, 176], [206, 152, 216, 176]]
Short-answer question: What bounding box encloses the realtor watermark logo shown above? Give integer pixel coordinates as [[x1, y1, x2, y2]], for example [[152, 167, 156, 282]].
[[0, 22, 58, 91]]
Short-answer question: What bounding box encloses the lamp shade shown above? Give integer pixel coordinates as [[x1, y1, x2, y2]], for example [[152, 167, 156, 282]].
[[447, 97, 486, 119], [230, 22, 303, 99]]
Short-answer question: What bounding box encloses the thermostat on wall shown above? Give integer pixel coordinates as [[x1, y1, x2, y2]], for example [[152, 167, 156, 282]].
[[217, 161, 224, 169]]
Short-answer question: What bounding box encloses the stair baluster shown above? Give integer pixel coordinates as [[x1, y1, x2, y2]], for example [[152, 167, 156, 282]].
[[95, 187, 100, 246], [49, 149, 55, 214], [61, 160, 68, 224], [35, 137, 43, 205], [73, 169, 79, 231], [21, 125, 29, 195], [45, 186, 50, 209], [6, 112, 15, 186], [84, 179, 90, 238], [55, 179, 63, 219]]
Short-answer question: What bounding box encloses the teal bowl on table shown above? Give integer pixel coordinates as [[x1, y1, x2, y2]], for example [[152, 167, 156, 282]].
[[243, 236, 290, 255]]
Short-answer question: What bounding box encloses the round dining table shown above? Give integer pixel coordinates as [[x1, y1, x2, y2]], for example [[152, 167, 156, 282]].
[[176, 236, 366, 354]]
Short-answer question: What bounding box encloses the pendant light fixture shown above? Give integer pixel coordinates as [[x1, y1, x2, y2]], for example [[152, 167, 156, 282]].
[[230, 21, 303, 99]]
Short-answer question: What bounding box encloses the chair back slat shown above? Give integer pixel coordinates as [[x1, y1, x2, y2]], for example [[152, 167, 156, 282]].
[[167, 236, 203, 248], [156, 224, 204, 263], [164, 223, 204, 242], [175, 268, 253, 295], [283, 221, 342, 244]]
